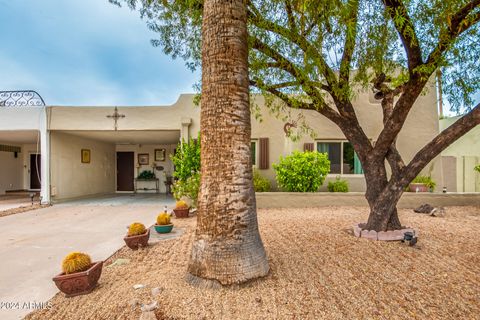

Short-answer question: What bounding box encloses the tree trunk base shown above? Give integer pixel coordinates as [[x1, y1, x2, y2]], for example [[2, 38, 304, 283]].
[[188, 234, 270, 286], [365, 207, 403, 232]]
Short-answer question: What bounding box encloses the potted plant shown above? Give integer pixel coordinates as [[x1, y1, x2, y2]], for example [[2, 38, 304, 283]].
[[52, 252, 103, 297], [137, 170, 156, 180], [124, 222, 150, 250], [409, 175, 436, 192], [173, 200, 190, 218], [154, 211, 173, 233]]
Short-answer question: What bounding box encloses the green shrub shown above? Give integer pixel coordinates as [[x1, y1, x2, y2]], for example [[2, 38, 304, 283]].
[[171, 136, 200, 181], [327, 177, 349, 192], [253, 170, 271, 192], [475, 164, 480, 173], [172, 172, 200, 207], [273, 151, 330, 192], [411, 175, 436, 191]]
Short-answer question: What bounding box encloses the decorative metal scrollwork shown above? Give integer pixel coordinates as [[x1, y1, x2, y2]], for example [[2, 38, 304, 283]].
[[0, 90, 45, 107]]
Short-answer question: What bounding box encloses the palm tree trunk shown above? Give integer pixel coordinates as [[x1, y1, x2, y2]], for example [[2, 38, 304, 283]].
[[187, 0, 269, 286]]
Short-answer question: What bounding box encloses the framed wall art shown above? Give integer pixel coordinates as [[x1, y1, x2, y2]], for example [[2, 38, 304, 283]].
[[154, 148, 166, 161], [138, 153, 149, 165], [81, 149, 91, 163]]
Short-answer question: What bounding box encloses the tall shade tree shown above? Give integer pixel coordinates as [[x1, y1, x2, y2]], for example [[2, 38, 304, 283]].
[[119, 0, 480, 232], [111, 0, 269, 284]]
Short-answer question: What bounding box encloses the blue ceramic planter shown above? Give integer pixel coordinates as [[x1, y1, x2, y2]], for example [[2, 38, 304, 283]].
[[154, 224, 173, 233]]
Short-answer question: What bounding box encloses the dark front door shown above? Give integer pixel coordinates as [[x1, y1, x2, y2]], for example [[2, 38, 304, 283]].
[[117, 152, 134, 191], [30, 154, 41, 189]]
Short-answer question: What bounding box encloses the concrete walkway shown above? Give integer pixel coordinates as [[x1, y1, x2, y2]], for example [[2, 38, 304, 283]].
[[0, 194, 175, 320]]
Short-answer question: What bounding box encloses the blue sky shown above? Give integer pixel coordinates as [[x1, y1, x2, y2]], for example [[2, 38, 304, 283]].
[[0, 0, 199, 106]]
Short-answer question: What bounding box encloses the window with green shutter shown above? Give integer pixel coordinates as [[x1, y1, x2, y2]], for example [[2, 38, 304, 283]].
[[317, 141, 363, 174]]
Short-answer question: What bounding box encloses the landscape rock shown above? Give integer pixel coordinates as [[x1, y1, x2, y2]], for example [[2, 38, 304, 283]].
[[430, 207, 446, 217], [133, 284, 146, 290], [108, 258, 130, 267], [414, 204, 434, 214], [353, 224, 362, 237], [141, 301, 158, 312]]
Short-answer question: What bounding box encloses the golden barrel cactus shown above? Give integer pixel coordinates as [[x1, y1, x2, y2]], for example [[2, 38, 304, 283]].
[[156, 212, 171, 225], [128, 222, 147, 236], [175, 200, 189, 209], [62, 252, 92, 274]]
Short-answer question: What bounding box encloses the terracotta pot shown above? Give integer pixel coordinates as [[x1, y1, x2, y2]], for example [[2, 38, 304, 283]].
[[124, 229, 150, 250], [409, 183, 429, 192], [154, 223, 174, 233], [52, 261, 103, 297], [173, 207, 189, 218]]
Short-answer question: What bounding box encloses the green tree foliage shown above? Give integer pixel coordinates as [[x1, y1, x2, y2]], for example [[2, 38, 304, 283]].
[[170, 137, 200, 181], [253, 169, 271, 192], [111, 0, 480, 113], [170, 137, 201, 206], [327, 177, 349, 192], [111, 0, 480, 231], [172, 172, 200, 207], [475, 164, 480, 173], [273, 151, 330, 192]]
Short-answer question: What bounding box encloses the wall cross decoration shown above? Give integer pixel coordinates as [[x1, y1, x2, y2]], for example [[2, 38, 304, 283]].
[[106, 107, 125, 131]]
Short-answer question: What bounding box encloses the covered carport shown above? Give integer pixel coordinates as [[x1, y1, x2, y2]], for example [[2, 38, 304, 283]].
[[49, 129, 181, 202]]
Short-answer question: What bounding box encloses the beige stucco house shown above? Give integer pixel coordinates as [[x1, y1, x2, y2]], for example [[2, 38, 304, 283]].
[[2, 83, 473, 203]]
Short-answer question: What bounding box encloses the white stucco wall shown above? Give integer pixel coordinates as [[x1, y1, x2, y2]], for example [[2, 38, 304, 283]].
[[50, 131, 116, 201], [0, 147, 23, 194]]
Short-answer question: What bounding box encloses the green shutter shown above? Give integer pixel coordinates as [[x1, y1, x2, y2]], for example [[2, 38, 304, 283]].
[[354, 152, 364, 174], [317, 143, 328, 153], [251, 142, 256, 165]]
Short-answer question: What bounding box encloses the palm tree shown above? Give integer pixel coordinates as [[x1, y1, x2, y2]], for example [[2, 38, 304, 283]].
[[187, 0, 269, 285]]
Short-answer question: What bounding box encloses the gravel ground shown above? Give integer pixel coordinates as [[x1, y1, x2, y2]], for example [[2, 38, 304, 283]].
[[26, 206, 480, 320], [0, 204, 50, 218]]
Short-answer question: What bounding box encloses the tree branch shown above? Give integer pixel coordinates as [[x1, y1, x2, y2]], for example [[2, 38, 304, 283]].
[[284, 0, 297, 34], [250, 36, 330, 109], [339, 0, 359, 89], [249, 78, 343, 126], [375, 0, 480, 159], [400, 102, 480, 185], [382, 0, 423, 73], [247, 6, 338, 89], [425, 1, 480, 67]]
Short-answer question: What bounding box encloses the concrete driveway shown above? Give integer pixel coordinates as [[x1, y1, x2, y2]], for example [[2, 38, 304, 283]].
[[0, 194, 175, 320]]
